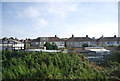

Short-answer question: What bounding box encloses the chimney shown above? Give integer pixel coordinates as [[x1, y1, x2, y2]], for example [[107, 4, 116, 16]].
[[114, 35, 116, 37], [72, 34, 74, 38], [15, 37, 18, 40], [92, 37, 95, 39], [101, 35, 104, 38], [55, 35, 57, 37], [86, 35, 88, 37]]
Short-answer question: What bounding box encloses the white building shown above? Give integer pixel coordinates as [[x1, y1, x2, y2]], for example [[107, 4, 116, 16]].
[[1, 38, 24, 51], [85, 47, 110, 54]]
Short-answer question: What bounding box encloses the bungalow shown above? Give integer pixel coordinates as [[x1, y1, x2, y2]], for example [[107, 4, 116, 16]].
[[2, 38, 24, 51], [31, 35, 65, 48], [66, 35, 97, 48], [97, 35, 120, 47]]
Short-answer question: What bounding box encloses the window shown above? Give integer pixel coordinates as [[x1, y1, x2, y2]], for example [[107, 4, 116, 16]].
[[36, 42, 39, 45], [41, 37, 48, 41], [117, 41, 119, 44]]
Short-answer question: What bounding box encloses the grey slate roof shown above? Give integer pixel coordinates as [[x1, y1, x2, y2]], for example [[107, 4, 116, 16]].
[[97, 36, 120, 42], [66, 37, 95, 42]]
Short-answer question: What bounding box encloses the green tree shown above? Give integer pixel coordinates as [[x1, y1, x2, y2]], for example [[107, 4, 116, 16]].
[[9, 37, 14, 39], [44, 42, 58, 50], [2, 51, 109, 79], [44, 42, 52, 50], [82, 43, 89, 47], [108, 51, 120, 63], [51, 42, 58, 50]]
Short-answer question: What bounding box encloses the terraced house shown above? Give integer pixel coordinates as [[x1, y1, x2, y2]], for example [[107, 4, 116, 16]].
[[97, 35, 120, 47], [31, 35, 65, 49], [1, 35, 120, 51], [66, 35, 97, 49]]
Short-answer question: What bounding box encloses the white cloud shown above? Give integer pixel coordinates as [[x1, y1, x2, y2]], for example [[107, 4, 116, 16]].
[[48, 3, 78, 19], [16, 6, 48, 29], [24, 6, 40, 18], [37, 18, 48, 27], [17, 6, 40, 18], [16, 11, 22, 17], [12, 2, 117, 38], [60, 22, 118, 38], [16, 3, 79, 22], [8, 11, 13, 14]]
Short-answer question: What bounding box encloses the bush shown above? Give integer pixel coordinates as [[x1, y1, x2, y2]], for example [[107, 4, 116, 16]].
[[2, 51, 108, 79]]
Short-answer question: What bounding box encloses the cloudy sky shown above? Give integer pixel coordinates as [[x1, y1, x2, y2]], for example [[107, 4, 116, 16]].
[[2, 2, 118, 39]]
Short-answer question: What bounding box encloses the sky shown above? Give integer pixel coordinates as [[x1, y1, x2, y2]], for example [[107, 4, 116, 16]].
[[2, 2, 118, 39]]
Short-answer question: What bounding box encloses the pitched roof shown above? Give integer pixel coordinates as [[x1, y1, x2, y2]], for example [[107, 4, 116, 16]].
[[32, 37, 64, 42], [2, 38, 24, 44], [12, 40, 24, 44], [48, 37, 64, 42], [98, 37, 119, 41], [66, 37, 95, 42]]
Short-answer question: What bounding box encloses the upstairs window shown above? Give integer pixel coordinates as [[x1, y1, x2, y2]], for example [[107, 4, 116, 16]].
[[117, 41, 119, 44], [107, 42, 110, 44], [35, 42, 39, 45]]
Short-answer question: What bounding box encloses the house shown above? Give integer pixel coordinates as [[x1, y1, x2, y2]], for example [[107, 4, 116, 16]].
[[66, 35, 97, 49], [31, 35, 65, 48], [0, 39, 2, 50], [97, 35, 120, 47], [2, 38, 24, 51]]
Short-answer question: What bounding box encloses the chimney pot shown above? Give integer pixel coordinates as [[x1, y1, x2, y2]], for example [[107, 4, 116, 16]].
[[72, 34, 74, 38], [55, 35, 57, 37], [101, 35, 104, 38], [86, 35, 88, 37]]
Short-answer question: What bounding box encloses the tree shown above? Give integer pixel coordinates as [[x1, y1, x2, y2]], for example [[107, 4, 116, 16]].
[[82, 43, 89, 47], [9, 37, 14, 39], [25, 43, 30, 49], [25, 39, 30, 49], [108, 51, 120, 63], [51, 43, 58, 50], [2, 51, 109, 79], [44, 42, 58, 50], [44, 42, 52, 50]]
